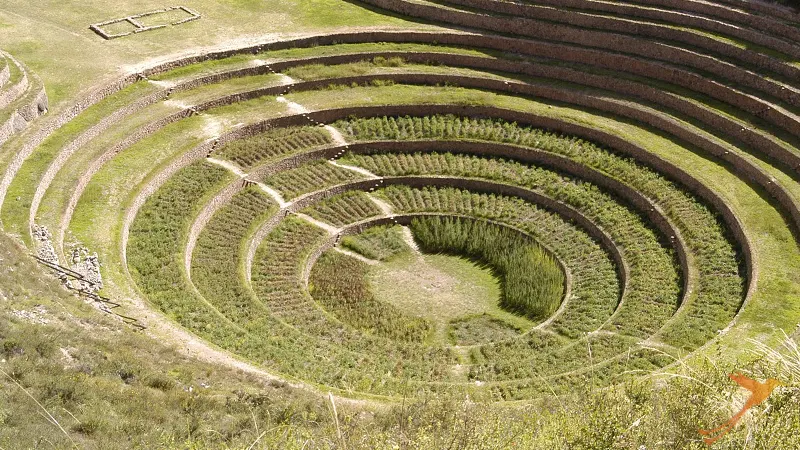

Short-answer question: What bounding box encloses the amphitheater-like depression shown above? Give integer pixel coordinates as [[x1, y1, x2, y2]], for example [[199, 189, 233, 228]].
[[3, 0, 800, 401]]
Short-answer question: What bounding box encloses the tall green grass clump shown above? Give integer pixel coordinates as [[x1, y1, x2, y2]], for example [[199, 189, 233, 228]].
[[409, 217, 564, 320]]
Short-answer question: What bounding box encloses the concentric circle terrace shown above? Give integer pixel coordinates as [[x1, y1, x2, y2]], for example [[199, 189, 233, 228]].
[[2, 0, 799, 406]]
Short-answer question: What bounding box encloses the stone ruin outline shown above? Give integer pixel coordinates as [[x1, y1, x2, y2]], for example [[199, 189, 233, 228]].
[[89, 6, 201, 40]]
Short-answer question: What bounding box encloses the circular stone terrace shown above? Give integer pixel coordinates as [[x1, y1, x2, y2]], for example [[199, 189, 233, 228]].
[[2, 0, 799, 402]]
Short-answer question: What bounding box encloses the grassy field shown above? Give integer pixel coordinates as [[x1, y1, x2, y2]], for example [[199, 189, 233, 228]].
[[0, 0, 430, 105], [367, 250, 514, 341]]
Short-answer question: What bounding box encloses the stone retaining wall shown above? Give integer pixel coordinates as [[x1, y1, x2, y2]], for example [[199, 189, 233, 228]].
[[714, 0, 800, 19], [303, 104, 782, 265], [119, 101, 757, 312], [358, 0, 800, 109], [636, 0, 800, 42], [119, 138, 214, 265], [15, 30, 797, 225], [0, 59, 8, 87], [446, 0, 799, 80], [14, 27, 796, 221], [0, 64, 27, 109], [201, 142, 629, 299], [0, 72, 135, 213], [139, 30, 800, 132], [526, 0, 800, 59], [0, 111, 27, 148], [32, 90, 169, 236], [161, 49, 800, 176], [0, 82, 48, 149]]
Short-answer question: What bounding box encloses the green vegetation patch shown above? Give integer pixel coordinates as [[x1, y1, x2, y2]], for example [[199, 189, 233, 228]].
[[283, 56, 405, 80], [337, 115, 742, 345], [191, 186, 277, 324], [348, 148, 681, 339], [127, 161, 233, 324], [341, 224, 409, 261], [448, 314, 521, 346], [377, 186, 620, 338], [309, 250, 432, 343], [367, 249, 523, 343], [0, 80, 159, 238], [264, 160, 366, 200], [410, 216, 565, 321], [301, 191, 383, 227], [215, 125, 332, 171]]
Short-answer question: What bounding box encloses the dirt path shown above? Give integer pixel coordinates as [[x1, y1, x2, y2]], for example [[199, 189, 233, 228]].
[[147, 78, 177, 88], [295, 212, 338, 234], [206, 157, 245, 177], [277, 73, 295, 85], [207, 158, 291, 207], [401, 226, 421, 254], [256, 182, 289, 207], [202, 115, 225, 141], [367, 194, 394, 216], [324, 125, 349, 146], [333, 246, 379, 265], [328, 160, 380, 179], [162, 99, 194, 110], [275, 95, 309, 114]]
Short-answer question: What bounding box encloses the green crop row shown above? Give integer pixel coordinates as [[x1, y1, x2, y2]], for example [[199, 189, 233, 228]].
[[127, 163, 438, 395], [372, 186, 644, 381], [128, 161, 233, 327], [191, 187, 277, 324], [251, 217, 457, 388], [283, 56, 405, 81], [448, 314, 522, 346], [470, 331, 640, 383], [129, 163, 579, 394], [264, 160, 366, 200], [301, 190, 383, 227], [483, 346, 677, 401], [215, 126, 332, 171]]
